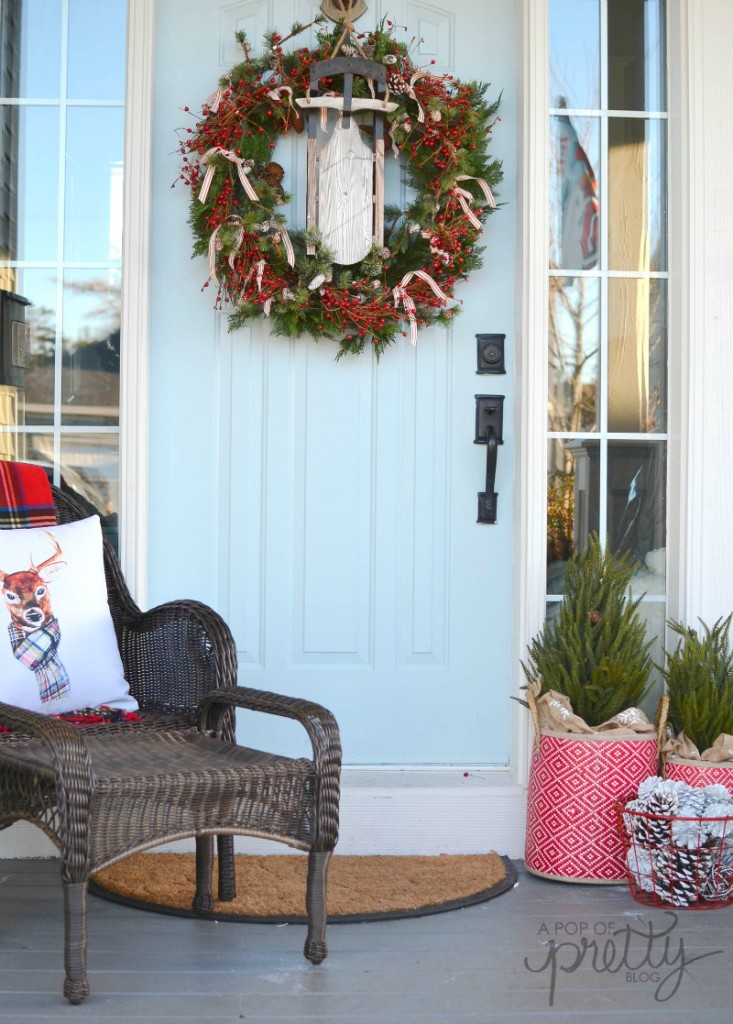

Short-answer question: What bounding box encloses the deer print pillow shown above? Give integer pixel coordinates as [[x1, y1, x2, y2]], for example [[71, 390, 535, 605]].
[[0, 516, 137, 715]]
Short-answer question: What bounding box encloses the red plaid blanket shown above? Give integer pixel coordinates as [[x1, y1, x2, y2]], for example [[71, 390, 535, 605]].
[[0, 461, 56, 529]]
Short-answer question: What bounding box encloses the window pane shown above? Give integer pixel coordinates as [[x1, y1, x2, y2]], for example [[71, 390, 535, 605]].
[[67, 0, 127, 100], [64, 107, 124, 262], [608, 440, 666, 570], [4, 268, 58, 427], [608, 0, 666, 112], [549, 275, 600, 432], [549, 114, 600, 272], [0, 106, 60, 261], [608, 278, 667, 433], [550, 0, 600, 111], [61, 432, 119, 550], [0, 0, 62, 99], [608, 118, 667, 272], [61, 270, 120, 426], [548, 438, 599, 576]]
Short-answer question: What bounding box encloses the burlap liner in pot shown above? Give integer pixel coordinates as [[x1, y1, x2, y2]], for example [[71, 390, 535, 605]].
[[662, 731, 733, 766], [526, 681, 666, 748]]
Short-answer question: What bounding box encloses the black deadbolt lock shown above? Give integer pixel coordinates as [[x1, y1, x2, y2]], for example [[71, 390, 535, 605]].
[[476, 333, 506, 375]]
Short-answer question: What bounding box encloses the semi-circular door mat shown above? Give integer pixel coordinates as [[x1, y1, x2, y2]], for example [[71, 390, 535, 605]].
[[90, 852, 517, 924]]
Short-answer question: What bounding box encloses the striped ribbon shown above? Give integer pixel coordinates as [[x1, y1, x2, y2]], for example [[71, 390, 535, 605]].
[[204, 85, 224, 113], [455, 174, 497, 209], [421, 230, 452, 265], [452, 175, 496, 230], [392, 270, 451, 346], [267, 85, 294, 109], [272, 225, 295, 267], [198, 148, 259, 204]]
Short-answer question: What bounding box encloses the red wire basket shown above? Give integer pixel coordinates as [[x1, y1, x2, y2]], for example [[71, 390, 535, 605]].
[[615, 802, 733, 909]]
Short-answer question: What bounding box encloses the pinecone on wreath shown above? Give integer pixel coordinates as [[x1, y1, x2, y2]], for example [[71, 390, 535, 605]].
[[388, 71, 409, 94]]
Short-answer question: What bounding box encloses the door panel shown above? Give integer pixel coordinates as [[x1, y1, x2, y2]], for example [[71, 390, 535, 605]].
[[150, 0, 517, 765]]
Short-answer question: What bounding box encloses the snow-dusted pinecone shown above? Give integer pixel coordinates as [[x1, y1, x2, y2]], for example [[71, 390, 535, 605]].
[[702, 800, 733, 841], [626, 846, 655, 893], [652, 845, 713, 907], [672, 787, 709, 849], [635, 787, 678, 848], [637, 775, 667, 802], [703, 783, 733, 803]]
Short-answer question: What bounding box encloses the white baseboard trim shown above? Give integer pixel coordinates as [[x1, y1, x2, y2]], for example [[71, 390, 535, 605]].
[[0, 770, 528, 860]]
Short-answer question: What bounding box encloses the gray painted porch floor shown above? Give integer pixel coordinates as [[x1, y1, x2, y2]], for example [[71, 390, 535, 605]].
[[1, 858, 732, 1023]]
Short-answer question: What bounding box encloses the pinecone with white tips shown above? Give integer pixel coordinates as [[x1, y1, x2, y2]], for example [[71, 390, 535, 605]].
[[387, 72, 409, 94], [634, 787, 678, 848], [652, 845, 714, 907]]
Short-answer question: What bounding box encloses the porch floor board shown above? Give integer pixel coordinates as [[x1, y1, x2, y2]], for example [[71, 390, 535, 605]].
[[1, 859, 731, 1022]]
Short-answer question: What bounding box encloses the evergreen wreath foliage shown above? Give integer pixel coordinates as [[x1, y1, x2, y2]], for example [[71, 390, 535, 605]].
[[662, 615, 733, 753], [523, 534, 653, 727], [175, 17, 502, 357]]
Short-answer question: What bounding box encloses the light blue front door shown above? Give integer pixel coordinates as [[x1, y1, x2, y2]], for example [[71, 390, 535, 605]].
[[149, 0, 517, 765]]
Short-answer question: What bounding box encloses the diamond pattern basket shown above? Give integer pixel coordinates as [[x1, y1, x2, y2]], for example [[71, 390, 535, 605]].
[[524, 733, 659, 882]]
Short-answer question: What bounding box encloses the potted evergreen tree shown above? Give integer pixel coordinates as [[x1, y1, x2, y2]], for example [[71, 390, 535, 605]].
[[522, 535, 662, 883], [661, 615, 733, 789]]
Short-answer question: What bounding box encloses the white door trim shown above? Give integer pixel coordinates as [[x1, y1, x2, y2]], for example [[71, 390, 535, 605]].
[[119, 0, 155, 607], [511, 0, 550, 788], [666, 0, 732, 628]]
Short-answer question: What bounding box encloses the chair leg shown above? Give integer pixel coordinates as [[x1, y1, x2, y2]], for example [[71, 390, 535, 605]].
[[217, 834, 236, 901], [193, 835, 214, 913], [304, 850, 332, 965], [63, 880, 90, 1005]]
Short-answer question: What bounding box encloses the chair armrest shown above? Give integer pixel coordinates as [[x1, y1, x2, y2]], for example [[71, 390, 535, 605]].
[[196, 686, 341, 848], [0, 702, 94, 873], [118, 600, 238, 716]]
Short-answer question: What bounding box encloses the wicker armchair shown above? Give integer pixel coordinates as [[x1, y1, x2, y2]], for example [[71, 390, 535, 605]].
[[0, 486, 341, 1004]]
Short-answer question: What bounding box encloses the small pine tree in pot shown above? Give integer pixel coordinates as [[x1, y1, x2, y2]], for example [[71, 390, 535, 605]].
[[661, 615, 733, 788], [523, 535, 654, 725], [522, 535, 661, 884]]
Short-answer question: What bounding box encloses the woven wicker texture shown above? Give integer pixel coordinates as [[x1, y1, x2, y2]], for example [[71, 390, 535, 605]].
[[665, 758, 733, 789], [524, 733, 658, 882], [0, 485, 341, 1005]]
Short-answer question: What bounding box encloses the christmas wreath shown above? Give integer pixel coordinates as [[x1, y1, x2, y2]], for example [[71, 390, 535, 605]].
[[177, 17, 503, 357]]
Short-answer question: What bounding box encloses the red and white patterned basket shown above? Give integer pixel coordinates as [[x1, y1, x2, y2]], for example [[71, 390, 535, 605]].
[[525, 732, 659, 883], [664, 756, 733, 790]]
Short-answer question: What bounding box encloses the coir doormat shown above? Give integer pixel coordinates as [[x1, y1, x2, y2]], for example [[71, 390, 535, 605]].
[[90, 852, 517, 924]]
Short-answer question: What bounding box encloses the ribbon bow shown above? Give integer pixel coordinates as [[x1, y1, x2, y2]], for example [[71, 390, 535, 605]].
[[198, 147, 259, 204], [393, 270, 452, 346], [452, 174, 497, 230], [266, 85, 294, 109]]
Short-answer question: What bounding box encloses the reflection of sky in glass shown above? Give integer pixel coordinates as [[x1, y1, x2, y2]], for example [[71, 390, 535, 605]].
[[15, 107, 60, 260], [64, 108, 125, 262], [550, 0, 600, 110], [4, 0, 62, 98], [67, 0, 127, 100]]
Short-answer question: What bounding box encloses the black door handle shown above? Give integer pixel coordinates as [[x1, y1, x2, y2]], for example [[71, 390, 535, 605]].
[[478, 427, 498, 523], [474, 395, 504, 524]]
